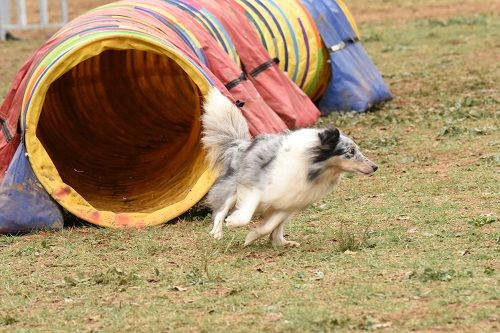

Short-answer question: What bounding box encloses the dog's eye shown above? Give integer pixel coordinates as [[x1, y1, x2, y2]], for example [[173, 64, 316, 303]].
[[350, 148, 356, 155]]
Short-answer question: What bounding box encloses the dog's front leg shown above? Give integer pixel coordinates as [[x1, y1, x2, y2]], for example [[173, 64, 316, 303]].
[[225, 187, 261, 228], [244, 211, 290, 247], [210, 194, 237, 240]]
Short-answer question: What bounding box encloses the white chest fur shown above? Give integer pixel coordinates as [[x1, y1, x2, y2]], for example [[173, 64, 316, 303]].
[[260, 130, 342, 211]]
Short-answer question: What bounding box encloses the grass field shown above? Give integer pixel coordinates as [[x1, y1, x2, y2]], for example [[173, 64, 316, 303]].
[[0, 0, 499, 332]]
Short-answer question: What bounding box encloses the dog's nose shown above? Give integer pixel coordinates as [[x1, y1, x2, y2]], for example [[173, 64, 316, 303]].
[[372, 165, 378, 172]]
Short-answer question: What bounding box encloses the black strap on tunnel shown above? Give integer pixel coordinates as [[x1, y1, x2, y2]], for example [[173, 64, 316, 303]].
[[250, 57, 280, 78], [0, 118, 12, 142], [225, 72, 248, 91], [329, 36, 360, 53]]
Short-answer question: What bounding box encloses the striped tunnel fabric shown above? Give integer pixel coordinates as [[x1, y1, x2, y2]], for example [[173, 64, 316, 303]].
[[235, 0, 330, 100]]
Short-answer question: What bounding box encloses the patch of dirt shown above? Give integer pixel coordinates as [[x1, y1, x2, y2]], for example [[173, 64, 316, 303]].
[[349, 1, 500, 24]]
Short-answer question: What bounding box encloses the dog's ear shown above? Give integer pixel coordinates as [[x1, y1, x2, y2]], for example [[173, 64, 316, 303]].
[[318, 127, 340, 148], [312, 127, 342, 164]]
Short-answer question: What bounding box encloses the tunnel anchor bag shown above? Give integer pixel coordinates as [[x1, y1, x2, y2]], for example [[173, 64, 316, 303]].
[[301, 0, 392, 113]]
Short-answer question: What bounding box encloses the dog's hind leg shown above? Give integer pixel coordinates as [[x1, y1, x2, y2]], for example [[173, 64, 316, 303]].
[[210, 194, 236, 240], [226, 187, 261, 228], [269, 217, 300, 247], [244, 211, 290, 247]]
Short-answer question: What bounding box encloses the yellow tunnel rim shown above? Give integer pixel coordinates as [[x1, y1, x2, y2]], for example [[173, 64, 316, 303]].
[[24, 33, 217, 228]]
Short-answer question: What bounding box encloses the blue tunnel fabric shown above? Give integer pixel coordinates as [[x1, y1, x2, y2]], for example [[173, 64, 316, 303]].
[[0, 144, 63, 233], [301, 0, 392, 113]]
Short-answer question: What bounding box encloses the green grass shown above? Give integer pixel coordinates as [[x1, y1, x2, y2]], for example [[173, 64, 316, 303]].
[[0, 1, 499, 332]]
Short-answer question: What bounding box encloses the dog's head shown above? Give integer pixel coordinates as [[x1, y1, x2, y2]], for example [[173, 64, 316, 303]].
[[312, 127, 378, 176]]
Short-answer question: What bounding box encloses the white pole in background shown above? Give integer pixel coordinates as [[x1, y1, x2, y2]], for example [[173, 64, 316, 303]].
[[60, 0, 68, 23], [1, 0, 11, 24], [0, 0, 10, 41], [39, 0, 48, 25], [16, 0, 27, 27]]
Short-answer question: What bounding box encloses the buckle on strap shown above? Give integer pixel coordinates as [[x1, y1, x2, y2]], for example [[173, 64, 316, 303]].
[[329, 36, 360, 53], [250, 57, 280, 78], [0, 118, 13, 142], [225, 72, 247, 91]]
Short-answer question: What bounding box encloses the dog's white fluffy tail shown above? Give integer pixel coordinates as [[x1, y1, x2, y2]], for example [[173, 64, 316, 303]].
[[202, 88, 250, 170]]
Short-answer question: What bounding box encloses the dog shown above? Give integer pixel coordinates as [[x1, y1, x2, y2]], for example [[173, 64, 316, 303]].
[[202, 88, 378, 247]]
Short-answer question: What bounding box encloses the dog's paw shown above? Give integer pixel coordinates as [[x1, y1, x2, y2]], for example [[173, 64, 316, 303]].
[[272, 239, 301, 248], [243, 230, 261, 247], [209, 229, 223, 240], [209, 227, 223, 240], [212, 231, 223, 240], [282, 240, 301, 248]]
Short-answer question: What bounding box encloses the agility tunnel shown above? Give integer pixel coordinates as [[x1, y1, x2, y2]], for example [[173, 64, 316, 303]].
[[0, 0, 391, 233], [0, 7, 221, 231]]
